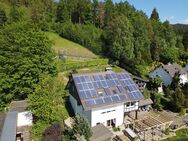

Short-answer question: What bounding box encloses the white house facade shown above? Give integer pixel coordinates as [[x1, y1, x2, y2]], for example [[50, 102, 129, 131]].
[[69, 71, 143, 127], [180, 74, 188, 84], [70, 93, 139, 127], [17, 111, 33, 127]]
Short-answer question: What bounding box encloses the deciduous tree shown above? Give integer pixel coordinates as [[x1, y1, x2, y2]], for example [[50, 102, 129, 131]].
[[28, 76, 63, 123], [0, 22, 56, 106], [0, 8, 7, 26]]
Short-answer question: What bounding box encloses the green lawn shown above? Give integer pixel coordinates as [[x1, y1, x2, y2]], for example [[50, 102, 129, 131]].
[[45, 32, 97, 59], [163, 129, 188, 141]]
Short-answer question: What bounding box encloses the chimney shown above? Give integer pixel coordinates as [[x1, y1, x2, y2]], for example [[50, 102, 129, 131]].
[[105, 66, 112, 72]]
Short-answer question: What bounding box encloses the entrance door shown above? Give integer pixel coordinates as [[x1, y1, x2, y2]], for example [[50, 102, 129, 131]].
[[107, 120, 111, 126]]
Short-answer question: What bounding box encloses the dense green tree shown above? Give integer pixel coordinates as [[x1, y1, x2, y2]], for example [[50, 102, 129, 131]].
[[0, 22, 56, 106], [171, 72, 180, 89], [160, 47, 179, 63], [148, 76, 162, 91], [76, 0, 93, 24], [28, 76, 63, 123], [72, 114, 92, 141], [57, 0, 77, 22], [9, 6, 25, 22], [30, 0, 56, 30], [151, 92, 163, 111], [114, 1, 136, 18], [104, 0, 114, 26], [162, 21, 177, 49], [103, 15, 134, 61], [143, 89, 151, 99], [0, 8, 7, 26], [57, 0, 93, 24], [57, 0, 68, 22], [150, 8, 159, 21], [183, 31, 188, 51], [92, 0, 100, 27], [150, 36, 160, 61], [62, 126, 76, 141], [132, 14, 152, 64], [171, 86, 185, 112], [183, 83, 188, 97], [176, 35, 184, 49]]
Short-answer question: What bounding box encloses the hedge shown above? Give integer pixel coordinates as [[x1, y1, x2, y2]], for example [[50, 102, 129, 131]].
[[58, 59, 109, 71]]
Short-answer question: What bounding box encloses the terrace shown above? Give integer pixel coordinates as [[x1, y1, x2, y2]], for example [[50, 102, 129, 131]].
[[128, 111, 174, 141]]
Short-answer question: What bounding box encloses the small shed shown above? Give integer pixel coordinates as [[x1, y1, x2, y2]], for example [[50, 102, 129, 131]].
[[0, 112, 18, 141], [0, 113, 6, 138], [90, 124, 114, 141], [0, 100, 32, 141]]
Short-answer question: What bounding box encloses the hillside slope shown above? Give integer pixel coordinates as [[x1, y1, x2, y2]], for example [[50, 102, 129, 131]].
[[45, 32, 97, 59], [173, 24, 188, 34]]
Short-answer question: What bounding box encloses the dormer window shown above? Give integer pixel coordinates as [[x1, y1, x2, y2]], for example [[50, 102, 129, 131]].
[[98, 91, 103, 96], [97, 89, 105, 97], [110, 87, 120, 94], [112, 90, 117, 94]]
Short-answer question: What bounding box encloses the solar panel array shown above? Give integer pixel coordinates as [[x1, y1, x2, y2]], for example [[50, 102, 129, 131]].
[[73, 72, 143, 109], [118, 74, 143, 101]]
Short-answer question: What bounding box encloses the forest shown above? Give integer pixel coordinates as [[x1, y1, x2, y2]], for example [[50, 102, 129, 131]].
[[0, 0, 188, 140]]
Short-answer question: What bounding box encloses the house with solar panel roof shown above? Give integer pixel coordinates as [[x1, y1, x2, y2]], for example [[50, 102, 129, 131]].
[[69, 70, 144, 127]]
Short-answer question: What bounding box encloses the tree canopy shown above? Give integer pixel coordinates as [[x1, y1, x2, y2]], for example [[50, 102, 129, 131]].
[[0, 22, 56, 108], [150, 8, 160, 21], [72, 114, 92, 141]]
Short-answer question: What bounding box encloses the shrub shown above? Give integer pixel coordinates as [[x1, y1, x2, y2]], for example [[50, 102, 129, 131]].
[[31, 121, 50, 141], [113, 127, 120, 132], [165, 128, 170, 135], [179, 107, 186, 116], [42, 123, 62, 141]]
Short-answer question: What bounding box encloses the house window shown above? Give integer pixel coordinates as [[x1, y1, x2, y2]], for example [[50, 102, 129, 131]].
[[107, 120, 111, 126], [112, 90, 117, 94], [110, 87, 120, 94], [126, 103, 130, 107], [107, 119, 116, 127], [131, 102, 135, 106], [97, 90, 104, 96], [96, 122, 100, 125]]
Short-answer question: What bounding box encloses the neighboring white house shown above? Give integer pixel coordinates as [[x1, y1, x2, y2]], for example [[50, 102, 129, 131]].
[[149, 63, 188, 86], [69, 71, 144, 127]]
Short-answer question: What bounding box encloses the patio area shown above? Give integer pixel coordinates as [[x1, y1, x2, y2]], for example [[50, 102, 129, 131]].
[[127, 110, 175, 141]]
